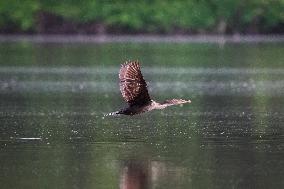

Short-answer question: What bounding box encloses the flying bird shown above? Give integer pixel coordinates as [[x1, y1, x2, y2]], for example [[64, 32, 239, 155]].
[[106, 61, 191, 116]]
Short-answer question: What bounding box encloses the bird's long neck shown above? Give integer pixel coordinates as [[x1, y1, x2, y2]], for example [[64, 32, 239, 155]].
[[150, 100, 169, 110]]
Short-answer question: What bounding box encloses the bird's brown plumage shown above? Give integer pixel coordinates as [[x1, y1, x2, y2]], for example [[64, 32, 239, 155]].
[[119, 61, 151, 106], [105, 60, 191, 116]]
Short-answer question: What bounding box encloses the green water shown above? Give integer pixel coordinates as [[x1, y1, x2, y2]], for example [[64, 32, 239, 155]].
[[0, 41, 283, 189]]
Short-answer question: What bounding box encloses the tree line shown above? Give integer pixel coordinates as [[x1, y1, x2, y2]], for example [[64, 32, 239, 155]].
[[0, 0, 283, 34]]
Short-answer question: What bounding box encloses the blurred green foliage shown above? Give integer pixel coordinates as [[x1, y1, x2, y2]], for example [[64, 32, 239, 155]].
[[0, 0, 39, 31], [0, 0, 283, 33]]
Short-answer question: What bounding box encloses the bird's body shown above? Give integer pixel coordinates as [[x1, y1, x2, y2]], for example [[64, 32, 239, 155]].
[[106, 61, 191, 116]]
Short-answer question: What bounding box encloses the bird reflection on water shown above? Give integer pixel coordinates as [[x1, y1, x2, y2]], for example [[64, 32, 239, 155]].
[[119, 159, 187, 189], [120, 160, 149, 189], [106, 61, 191, 116]]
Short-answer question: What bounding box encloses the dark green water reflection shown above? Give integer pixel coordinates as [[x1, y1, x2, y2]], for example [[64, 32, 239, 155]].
[[0, 42, 283, 189]]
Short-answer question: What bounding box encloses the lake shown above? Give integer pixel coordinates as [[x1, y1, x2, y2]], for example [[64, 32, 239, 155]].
[[0, 38, 283, 189]]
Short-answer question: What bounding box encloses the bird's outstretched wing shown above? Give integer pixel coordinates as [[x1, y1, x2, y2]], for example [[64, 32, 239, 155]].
[[119, 61, 151, 106]]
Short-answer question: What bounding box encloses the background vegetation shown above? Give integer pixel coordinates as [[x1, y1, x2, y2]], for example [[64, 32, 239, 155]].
[[0, 0, 283, 34]]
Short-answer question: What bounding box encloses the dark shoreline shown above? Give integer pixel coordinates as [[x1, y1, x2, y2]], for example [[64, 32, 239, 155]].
[[1, 34, 284, 43]]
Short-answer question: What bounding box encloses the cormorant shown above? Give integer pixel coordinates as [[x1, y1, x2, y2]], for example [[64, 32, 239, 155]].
[[106, 61, 191, 116]]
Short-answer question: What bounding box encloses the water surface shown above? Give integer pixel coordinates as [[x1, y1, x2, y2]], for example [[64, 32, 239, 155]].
[[0, 41, 283, 189]]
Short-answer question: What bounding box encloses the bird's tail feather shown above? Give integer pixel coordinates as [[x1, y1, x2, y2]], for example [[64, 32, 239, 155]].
[[104, 111, 120, 117]]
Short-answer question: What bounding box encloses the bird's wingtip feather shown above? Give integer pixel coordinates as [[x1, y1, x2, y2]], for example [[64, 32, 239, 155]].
[[121, 60, 140, 67]]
